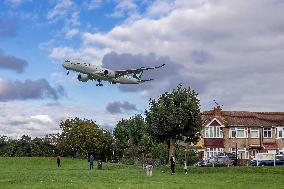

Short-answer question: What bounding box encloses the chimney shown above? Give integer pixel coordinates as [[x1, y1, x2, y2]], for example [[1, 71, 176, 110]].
[[213, 106, 222, 117]]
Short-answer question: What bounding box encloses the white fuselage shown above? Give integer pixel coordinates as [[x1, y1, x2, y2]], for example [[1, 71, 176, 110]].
[[62, 60, 140, 84]]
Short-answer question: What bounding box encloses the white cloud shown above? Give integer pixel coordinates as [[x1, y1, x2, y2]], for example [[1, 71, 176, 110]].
[[47, 0, 73, 21], [110, 0, 138, 17], [48, 0, 284, 112], [145, 0, 174, 18], [83, 0, 103, 10], [65, 28, 79, 39], [0, 101, 125, 138], [31, 115, 53, 123], [49, 47, 80, 60]]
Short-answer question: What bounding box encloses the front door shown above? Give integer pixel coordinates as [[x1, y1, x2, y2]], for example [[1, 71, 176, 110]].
[[252, 149, 259, 158]]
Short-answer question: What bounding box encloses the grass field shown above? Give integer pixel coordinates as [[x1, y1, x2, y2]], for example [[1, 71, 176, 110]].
[[0, 157, 284, 189]]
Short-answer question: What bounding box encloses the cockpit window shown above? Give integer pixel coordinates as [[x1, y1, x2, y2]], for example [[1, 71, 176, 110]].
[[65, 60, 70, 62]]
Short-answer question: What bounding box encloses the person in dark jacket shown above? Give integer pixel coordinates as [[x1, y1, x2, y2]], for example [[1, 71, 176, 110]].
[[57, 156, 61, 167], [170, 154, 176, 175], [89, 155, 94, 170]]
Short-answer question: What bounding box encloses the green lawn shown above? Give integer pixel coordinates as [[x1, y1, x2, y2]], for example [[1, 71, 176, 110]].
[[0, 157, 283, 189]]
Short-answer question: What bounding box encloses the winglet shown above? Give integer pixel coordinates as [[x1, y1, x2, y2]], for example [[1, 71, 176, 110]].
[[155, 64, 165, 69]]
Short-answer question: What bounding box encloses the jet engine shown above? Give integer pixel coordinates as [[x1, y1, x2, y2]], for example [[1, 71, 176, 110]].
[[103, 70, 116, 78], [77, 74, 89, 82]]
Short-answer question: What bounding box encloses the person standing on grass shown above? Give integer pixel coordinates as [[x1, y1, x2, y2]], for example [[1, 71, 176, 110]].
[[184, 160, 188, 175], [146, 157, 153, 176], [89, 154, 94, 170], [57, 156, 61, 167], [170, 154, 176, 175]]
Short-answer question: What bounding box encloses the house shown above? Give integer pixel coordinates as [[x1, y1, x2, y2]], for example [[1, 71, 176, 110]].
[[199, 106, 284, 162]]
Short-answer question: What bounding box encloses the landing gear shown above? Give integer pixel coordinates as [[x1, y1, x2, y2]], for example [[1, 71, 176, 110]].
[[96, 79, 103, 86]]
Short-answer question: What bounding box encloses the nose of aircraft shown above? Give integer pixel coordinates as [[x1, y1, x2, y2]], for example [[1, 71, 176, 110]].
[[62, 60, 69, 68]]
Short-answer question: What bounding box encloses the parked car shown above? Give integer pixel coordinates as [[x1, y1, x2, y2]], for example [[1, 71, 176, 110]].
[[250, 154, 284, 166], [224, 153, 237, 166], [250, 159, 257, 166], [276, 154, 284, 165], [195, 155, 233, 167], [194, 160, 209, 167], [210, 156, 233, 167]]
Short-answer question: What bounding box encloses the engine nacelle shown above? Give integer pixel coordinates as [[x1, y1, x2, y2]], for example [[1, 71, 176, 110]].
[[77, 74, 89, 82], [103, 69, 116, 78]]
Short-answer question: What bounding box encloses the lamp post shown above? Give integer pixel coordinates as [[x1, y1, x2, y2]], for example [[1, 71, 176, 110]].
[[235, 142, 238, 166]]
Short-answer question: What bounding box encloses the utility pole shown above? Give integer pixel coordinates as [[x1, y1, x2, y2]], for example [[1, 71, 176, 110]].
[[235, 142, 238, 166]]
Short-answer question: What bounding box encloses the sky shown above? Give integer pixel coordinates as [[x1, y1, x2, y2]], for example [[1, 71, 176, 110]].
[[1, 0, 284, 138]]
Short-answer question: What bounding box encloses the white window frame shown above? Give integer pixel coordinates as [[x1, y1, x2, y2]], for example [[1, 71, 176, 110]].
[[204, 118, 224, 138], [206, 148, 224, 159], [230, 128, 236, 138], [263, 128, 272, 138], [205, 126, 223, 138], [276, 127, 284, 138], [230, 127, 248, 138], [250, 127, 259, 138], [231, 148, 248, 159], [238, 148, 249, 159]]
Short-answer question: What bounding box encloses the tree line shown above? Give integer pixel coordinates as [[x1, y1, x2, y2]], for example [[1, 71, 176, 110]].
[[0, 85, 202, 164]]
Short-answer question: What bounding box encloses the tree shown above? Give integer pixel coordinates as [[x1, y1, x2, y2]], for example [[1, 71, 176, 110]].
[[16, 135, 32, 157], [145, 84, 202, 159], [113, 119, 131, 158], [113, 115, 154, 160], [31, 137, 55, 157], [0, 136, 8, 156], [58, 117, 113, 160]]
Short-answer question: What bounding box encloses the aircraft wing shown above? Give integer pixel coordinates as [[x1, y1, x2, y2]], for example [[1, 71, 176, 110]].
[[114, 64, 165, 78]]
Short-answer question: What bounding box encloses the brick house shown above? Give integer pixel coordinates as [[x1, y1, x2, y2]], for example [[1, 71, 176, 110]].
[[199, 106, 284, 161]]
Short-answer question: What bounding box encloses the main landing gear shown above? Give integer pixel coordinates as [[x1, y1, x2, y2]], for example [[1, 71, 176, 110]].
[[96, 79, 103, 86]]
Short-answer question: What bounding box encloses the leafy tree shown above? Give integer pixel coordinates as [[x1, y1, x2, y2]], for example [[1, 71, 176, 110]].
[[58, 117, 113, 160], [15, 135, 32, 157], [0, 136, 9, 156], [113, 114, 155, 160], [31, 137, 55, 157], [0, 135, 57, 157], [113, 115, 143, 156], [113, 119, 130, 158], [145, 84, 202, 159], [97, 129, 114, 161]]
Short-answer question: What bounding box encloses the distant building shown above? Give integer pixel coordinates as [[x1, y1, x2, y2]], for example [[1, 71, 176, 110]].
[[198, 106, 284, 161]]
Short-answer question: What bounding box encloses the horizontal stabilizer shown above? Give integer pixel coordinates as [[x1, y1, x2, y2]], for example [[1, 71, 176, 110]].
[[140, 79, 154, 83]]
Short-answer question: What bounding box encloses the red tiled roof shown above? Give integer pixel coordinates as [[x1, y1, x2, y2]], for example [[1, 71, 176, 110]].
[[202, 110, 284, 127]]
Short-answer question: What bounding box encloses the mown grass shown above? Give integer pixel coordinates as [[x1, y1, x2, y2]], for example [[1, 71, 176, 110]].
[[0, 157, 283, 189]]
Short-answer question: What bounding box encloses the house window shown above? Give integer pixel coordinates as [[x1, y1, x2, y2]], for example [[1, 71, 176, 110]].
[[250, 128, 259, 138], [230, 128, 236, 138], [238, 148, 248, 159], [231, 148, 248, 159], [263, 128, 272, 138], [277, 127, 284, 138], [206, 148, 224, 158], [230, 127, 248, 138], [205, 127, 223, 138]]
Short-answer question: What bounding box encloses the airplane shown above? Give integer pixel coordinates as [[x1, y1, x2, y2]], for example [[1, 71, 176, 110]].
[[62, 60, 165, 86]]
